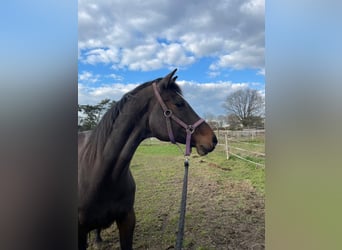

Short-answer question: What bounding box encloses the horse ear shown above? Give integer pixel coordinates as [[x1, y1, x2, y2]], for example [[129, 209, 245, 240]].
[[159, 68, 177, 89]]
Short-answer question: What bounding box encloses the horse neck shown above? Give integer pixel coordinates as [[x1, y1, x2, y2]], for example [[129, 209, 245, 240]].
[[100, 93, 152, 180]]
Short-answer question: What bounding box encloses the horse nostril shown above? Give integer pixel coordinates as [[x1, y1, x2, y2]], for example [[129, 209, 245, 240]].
[[212, 135, 218, 146]]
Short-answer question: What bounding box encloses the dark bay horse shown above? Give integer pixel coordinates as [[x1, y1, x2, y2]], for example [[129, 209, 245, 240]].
[[78, 69, 217, 249]]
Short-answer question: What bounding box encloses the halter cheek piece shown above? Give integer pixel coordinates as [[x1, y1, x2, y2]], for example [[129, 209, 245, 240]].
[[152, 82, 205, 156]]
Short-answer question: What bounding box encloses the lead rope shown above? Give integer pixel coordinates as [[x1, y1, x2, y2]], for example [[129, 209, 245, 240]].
[[175, 157, 189, 250], [152, 81, 204, 250]]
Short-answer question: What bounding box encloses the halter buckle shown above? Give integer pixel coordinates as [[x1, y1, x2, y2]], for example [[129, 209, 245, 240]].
[[186, 125, 195, 134], [164, 109, 172, 118]]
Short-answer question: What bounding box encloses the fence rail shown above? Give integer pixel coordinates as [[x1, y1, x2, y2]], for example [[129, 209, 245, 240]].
[[216, 129, 265, 168], [128, 129, 265, 168]]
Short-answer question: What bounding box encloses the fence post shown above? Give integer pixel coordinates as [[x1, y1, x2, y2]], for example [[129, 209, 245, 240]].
[[225, 133, 229, 160]]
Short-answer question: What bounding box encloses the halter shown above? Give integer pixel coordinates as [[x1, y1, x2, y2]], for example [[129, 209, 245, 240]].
[[152, 81, 204, 156]]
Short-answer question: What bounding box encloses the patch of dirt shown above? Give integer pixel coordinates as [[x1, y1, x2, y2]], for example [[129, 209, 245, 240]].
[[207, 162, 232, 171]]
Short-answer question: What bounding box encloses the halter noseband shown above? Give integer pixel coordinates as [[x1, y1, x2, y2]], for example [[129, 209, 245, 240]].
[[152, 82, 204, 156]]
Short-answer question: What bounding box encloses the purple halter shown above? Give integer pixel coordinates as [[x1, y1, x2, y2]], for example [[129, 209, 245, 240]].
[[152, 82, 205, 156]]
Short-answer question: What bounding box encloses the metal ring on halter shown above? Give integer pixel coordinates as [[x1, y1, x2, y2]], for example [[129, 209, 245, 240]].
[[164, 109, 172, 118], [186, 125, 195, 134]]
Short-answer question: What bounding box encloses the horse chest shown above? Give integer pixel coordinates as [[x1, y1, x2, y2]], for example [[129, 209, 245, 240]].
[[80, 176, 136, 229], [103, 183, 135, 215]]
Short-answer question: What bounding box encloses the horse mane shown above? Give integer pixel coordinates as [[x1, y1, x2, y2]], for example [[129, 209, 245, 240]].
[[81, 77, 182, 162]]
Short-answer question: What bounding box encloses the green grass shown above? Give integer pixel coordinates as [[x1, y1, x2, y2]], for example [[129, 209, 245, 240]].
[[88, 139, 265, 249], [135, 140, 183, 156], [201, 147, 265, 194], [133, 140, 265, 194]]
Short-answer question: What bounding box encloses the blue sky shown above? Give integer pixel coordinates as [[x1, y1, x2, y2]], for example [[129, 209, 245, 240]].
[[78, 0, 264, 117]]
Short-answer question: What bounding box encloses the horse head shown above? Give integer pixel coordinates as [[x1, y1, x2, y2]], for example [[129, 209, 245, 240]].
[[149, 69, 217, 156]]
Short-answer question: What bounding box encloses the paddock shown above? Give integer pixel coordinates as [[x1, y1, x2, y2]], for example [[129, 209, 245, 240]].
[[87, 133, 265, 250]]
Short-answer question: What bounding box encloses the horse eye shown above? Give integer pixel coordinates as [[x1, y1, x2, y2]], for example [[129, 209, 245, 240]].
[[175, 102, 185, 108]]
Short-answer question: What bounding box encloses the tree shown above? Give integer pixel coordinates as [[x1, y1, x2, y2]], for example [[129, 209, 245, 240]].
[[78, 104, 100, 131], [78, 98, 116, 131], [223, 88, 264, 128], [216, 115, 228, 128], [203, 112, 218, 129], [227, 114, 243, 130], [96, 98, 116, 120]]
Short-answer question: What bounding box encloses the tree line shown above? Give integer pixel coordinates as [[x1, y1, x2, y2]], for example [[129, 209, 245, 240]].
[[206, 87, 265, 130], [78, 98, 116, 131], [78, 87, 264, 131]]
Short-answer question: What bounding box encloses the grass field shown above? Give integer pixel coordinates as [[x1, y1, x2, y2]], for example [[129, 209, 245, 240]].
[[87, 139, 265, 250]]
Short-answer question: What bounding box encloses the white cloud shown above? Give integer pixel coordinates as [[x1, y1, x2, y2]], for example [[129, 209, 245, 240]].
[[120, 44, 159, 70], [81, 48, 119, 65], [177, 81, 248, 115], [240, 0, 265, 16], [78, 83, 139, 105], [78, 79, 255, 116], [78, 71, 100, 83], [210, 45, 264, 70], [257, 68, 265, 76], [107, 73, 124, 81], [157, 43, 195, 67], [207, 71, 221, 78], [111, 42, 196, 71], [78, 0, 264, 71]]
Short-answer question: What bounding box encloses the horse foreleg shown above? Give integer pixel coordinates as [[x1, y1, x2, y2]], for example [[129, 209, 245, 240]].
[[78, 226, 88, 250], [95, 228, 103, 243], [116, 209, 136, 250]]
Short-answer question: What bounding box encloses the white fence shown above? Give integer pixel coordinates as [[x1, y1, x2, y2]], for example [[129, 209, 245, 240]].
[[216, 129, 265, 168]]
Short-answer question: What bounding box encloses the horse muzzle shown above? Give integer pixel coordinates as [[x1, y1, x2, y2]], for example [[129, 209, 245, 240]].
[[195, 134, 218, 156]]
